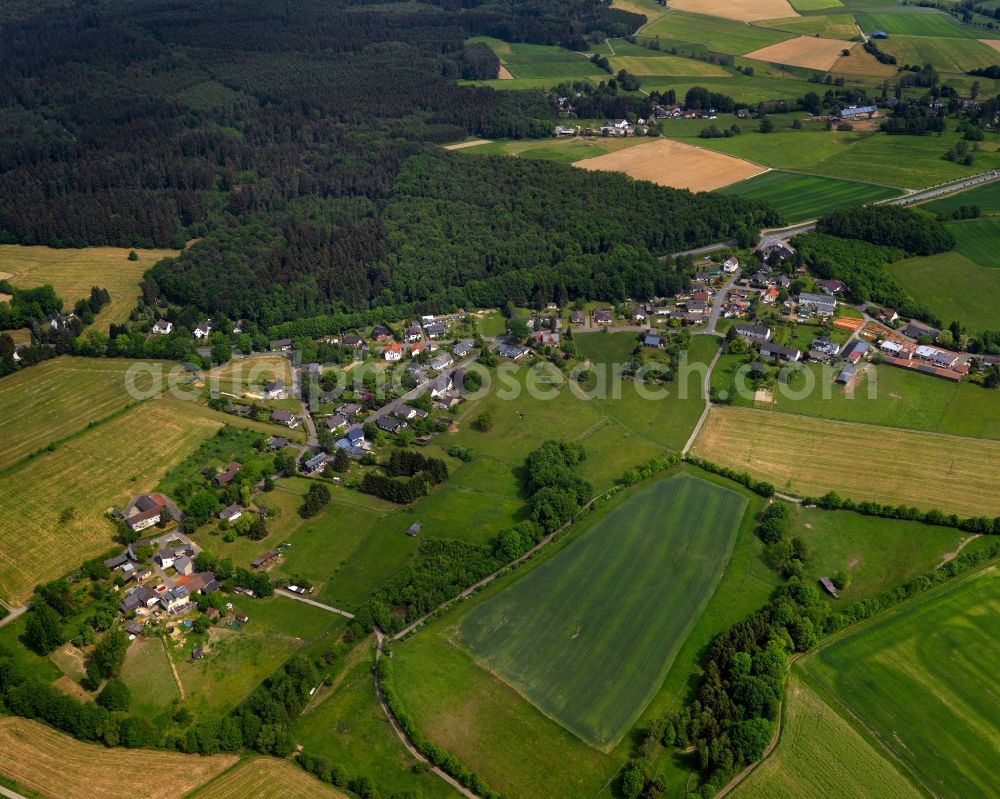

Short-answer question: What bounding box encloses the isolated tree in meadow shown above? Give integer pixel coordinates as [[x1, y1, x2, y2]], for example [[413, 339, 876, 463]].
[[758, 116, 774, 134], [127, 250, 138, 261], [475, 411, 494, 432]]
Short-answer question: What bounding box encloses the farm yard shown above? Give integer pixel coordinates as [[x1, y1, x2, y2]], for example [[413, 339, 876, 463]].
[[0, 398, 221, 605], [456, 475, 747, 748], [0, 244, 175, 330], [732, 676, 922, 799], [690, 406, 1000, 517], [572, 137, 767, 191], [744, 36, 856, 70], [720, 170, 900, 222], [802, 567, 1000, 799], [0, 357, 159, 470], [0, 717, 237, 799], [186, 758, 348, 799]]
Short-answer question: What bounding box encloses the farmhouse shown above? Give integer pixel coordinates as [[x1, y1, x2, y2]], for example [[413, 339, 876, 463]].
[[734, 323, 772, 342], [219, 503, 243, 522], [214, 461, 241, 486], [270, 409, 300, 428], [161, 586, 191, 613], [119, 585, 159, 613], [761, 343, 801, 362], [152, 319, 173, 335], [262, 379, 286, 399], [839, 105, 878, 120], [846, 341, 870, 364], [797, 292, 837, 316], [125, 493, 167, 532]]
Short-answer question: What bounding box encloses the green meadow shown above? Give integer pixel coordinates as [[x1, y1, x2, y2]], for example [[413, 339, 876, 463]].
[[922, 179, 1000, 216], [856, 10, 978, 37], [803, 567, 1000, 799], [946, 217, 1000, 267], [879, 35, 1000, 73], [887, 251, 1000, 333], [641, 11, 793, 54], [721, 170, 900, 223]]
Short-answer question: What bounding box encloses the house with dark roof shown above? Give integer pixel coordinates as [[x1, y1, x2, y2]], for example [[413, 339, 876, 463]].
[[214, 461, 241, 486], [797, 292, 837, 316], [377, 416, 407, 434], [269, 339, 292, 351], [643, 334, 663, 348], [453, 340, 474, 358], [734, 323, 772, 342], [268, 436, 289, 449], [301, 453, 328, 474], [219, 504, 243, 522], [152, 319, 173, 335], [593, 309, 613, 325], [270, 409, 300, 428], [323, 414, 347, 432], [262, 379, 286, 399], [570, 310, 586, 325], [760, 343, 801, 362]]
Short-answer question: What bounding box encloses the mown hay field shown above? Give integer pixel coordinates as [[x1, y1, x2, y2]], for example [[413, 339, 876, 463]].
[[788, 0, 842, 9], [888, 252, 1000, 334], [0, 717, 236, 799], [0, 356, 162, 470], [666, 0, 798, 22], [946, 217, 1000, 267], [0, 244, 175, 330], [608, 54, 730, 76], [720, 170, 900, 223], [457, 474, 747, 748], [745, 36, 856, 70], [758, 13, 859, 39], [201, 353, 292, 396], [187, 757, 347, 799], [641, 11, 794, 54], [0, 399, 221, 605], [691, 406, 1000, 517], [732, 676, 922, 799], [573, 137, 767, 191], [802, 567, 1000, 799], [856, 10, 978, 37], [877, 35, 1000, 73]]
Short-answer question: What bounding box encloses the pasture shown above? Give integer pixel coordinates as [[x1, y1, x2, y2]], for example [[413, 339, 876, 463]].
[[608, 54, 730, 76], [856, 10, 977, 37], [640, 11, 794, 54], [0, 399, 221, 605], [0, 356, 157, 470], [573, 137, 767, 191], [732, 676, 922, 799], [186, 758, 347, 799], [803, 567, 1000, 799], [0, 717, 236, 799], [745, 36, 857, 70], [921, 178, 1000, 215], [788, 0, 842, 9], [758, 13, 860, 39], [0, 244, 175, 330], [690, 405, 1000, 516], [946, 217, 1000, 267], [121, 637, 181, 722], [878, 35, 1000, 74], [666, 0, 799, 22], [720, 170, 900, 222], [466, 36, 605, 84], [201, 353, 292, 397], [457, 475, 747, 748], [886, 251, 1000, 333]]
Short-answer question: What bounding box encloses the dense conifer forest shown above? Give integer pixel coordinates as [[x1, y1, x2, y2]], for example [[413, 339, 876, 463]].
[[0, 0, 776, 324]]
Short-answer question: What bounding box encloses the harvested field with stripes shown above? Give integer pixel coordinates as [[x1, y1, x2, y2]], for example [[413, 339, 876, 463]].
[[0, 717, 236, 799], [691, 406, 1000, 517], [187, 757, 347, 799], [668, 0, 798, 22], [745, 36, 856, 70]]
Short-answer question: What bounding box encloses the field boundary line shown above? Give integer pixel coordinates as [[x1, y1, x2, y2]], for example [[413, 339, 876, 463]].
[[163, 637, 185, 700]]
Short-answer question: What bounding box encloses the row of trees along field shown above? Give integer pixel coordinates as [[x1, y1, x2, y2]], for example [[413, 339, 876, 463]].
[[0, 0, 775, 330]]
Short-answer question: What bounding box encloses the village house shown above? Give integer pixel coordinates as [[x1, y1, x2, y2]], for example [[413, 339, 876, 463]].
[[323, 414, 347, 432], [193, 321, 212, 339], [429, 374, 454, 398], [430, 353, 454, 371], [760, 343, 801, 362], [644, 334, 663, 348], [846, 341, 870, 364], [815, 279, 846, 295], [532, 330, 560, 348], [269, 339, 292, 351], [900, 322, 938, 341], [232, 319, 248, 334], [119, 585, 159, 614], [722, 256, 739, 274], [371, 325, 392, 342], [570, 310, 586, 325], [377, 416, 407, 434], [759, 286, 779, 305], [269, 436, 289, 450], [423, 322, 447, 339], [497, 343, 529, 360], [593, 309, 613, 325], [404, 323, 423, 343], [880, 308, 900, 325], [125, 493, 168, 532], [301, 453, 328, 475], [453, 340, 474, 358], [270, 408, 301, 428], [395, 405, 428, 420], [152, 319, 173, 335], [797, 292, 837, 317], [336, 426, 370, 457], [383, 341, 403, 362], [342, 333, 363, 349], [262, 379, 286, 399], [336, 402, 362, 418], [219, 503, 243, 522], [734, 323, 772, 342], [214, 461, 241, 486], [174, 555, 194, 576], [161, 586, 191, 613]]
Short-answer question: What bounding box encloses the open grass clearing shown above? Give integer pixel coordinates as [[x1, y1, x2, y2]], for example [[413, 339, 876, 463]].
[[185, 757, 347, 799], [886, 250, 1000, 333], [609, 53, 731, 76], [201, 353, 291, 396], [459, 135, 652, 165], [0, 244, 175, 331], [732, 675, 922, 799], [757, 13, 860, 39], [573, 137, 767, 191], [666, 0, 799, 22], [0, 717, 236, 799], [745, 36, 858, 70], [457, 475, 747, 748], [946, 216, 1000, 267], [121, 637, 182, 723], [467, 36, 607, 81], [0, 398, 221, 605], [0, 356, 159, 470], [802, 567, 1000, 799], [691, 405, 1000, 516], [720, 169, 900, 222], [641, 11, 795, 54]]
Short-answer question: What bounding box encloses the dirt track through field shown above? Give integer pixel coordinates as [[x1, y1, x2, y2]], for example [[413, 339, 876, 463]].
[[444, 139, 493, 150], [745, 36, 854, 70], [669, 0, 798, 21], [573, 138, 767, 191], [497, 65, 514, 79]]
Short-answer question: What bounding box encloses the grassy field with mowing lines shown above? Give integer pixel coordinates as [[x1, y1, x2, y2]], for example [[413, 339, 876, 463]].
[[0, 244, 175, 330], [922, 179, 1000, 215], [467, 36, 605, 82], [187, 758, 347, 799], [886, 251, 1000, 333], [666, 0, 799, 23], [720, 170, 900, 222], [691, 405, 1000, 516], [641, 11, 794, 53], [946, 217, 1000, 267], [457, 474, 747, 748], [609, 53, 730, 76], [0, 717, 236, 799], [788, 0, 843, 9], [878, 34, 1000, 73], [802, 567, 1000, 799], [0, 399, 222, 605], [856, 10, 977, 37], [732, 675, 922, 799], [0, 357, 158, 470], [757, 13, 860, 39]]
